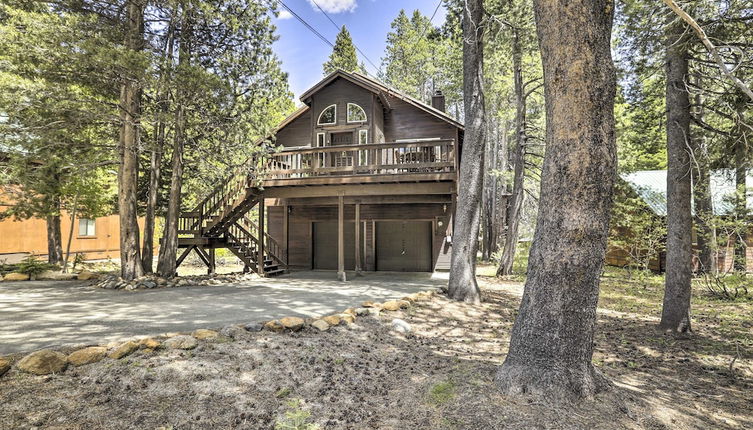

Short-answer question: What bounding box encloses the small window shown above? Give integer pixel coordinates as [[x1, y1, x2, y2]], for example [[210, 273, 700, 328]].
[[317, 104, 336, 125], [358, 129, 368, 144], [78, 219, 96, 237], [316, 133, 326, 147], [347, 103, 366, 123]]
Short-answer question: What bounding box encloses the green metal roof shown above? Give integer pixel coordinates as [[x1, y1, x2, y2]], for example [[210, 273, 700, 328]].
[[621, 169, 753, 216]]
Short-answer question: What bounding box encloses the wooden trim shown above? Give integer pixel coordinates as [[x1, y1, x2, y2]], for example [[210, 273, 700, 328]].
[[262, 173, 456, 188], [283, 203, 289, 264], [262, 182, 456, 198], [337, 195, 345, 281], [258, 197, 265, 276], [266, 195, 453, 206]]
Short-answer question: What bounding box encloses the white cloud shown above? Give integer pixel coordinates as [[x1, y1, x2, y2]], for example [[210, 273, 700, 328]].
[[307, 0, 357, 14], [278, 9, 293, 19]]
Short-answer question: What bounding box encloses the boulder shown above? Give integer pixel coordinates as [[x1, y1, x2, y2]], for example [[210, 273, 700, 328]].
[[279, 317, 305, 331], [391, 318, 412, 334], [192, 329, 219, 340], [77, 271, 98, 281], [361, 301, 377, 308], [381, 300, 402, 311], [67, 347, 107, 366], [108, 341, 139, 359], [139, 338, 161, 349], [220, 325, 246, 339], [342, 308, 356, 316], [0, 357, 10, 376], [339, 313, 356, 324], [355, 307, 370, 316], [17, 350, 67, 375], [3, 272, 30, 281], [36, 271, 77, 281], [367, 308, 381, 317], [311, 319, 330, 332], [322, 315, 342, 326], [398, 300, 411, 309], [264, 320, 285, 332], [244, 322, 264, 332], [164, 335, 198, 350]]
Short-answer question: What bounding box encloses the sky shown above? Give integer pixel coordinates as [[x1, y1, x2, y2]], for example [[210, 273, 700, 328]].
[[270, 0, 447, 100]]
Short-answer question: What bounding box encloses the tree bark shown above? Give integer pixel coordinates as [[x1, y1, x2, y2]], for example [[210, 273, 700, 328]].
[[497, 28, 526, 277], [496, 0, 617, 401], [659, 16, 693, 333], [692, 79, 715, 274], [447, 0, 485, 304], [46, 214, 63, 265], [733, 115, 748, 273], [62, 194, 78, 273], [117, 0, 145, 280], [157, 9, 188, 278]]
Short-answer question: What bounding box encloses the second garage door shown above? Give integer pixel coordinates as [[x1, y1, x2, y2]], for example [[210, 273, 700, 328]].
[[375, 221, 432, 272]]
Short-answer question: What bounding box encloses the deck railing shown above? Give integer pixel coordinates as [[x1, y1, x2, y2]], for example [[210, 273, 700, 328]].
[[261, 139, 456, 181]]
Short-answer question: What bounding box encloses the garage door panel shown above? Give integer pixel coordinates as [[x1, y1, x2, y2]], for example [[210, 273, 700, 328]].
[[376, 221, 432, 272]]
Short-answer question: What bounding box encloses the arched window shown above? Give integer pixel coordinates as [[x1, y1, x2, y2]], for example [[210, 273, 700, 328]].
[[347, 103, 367, 123], [317, 104, 337, 125]]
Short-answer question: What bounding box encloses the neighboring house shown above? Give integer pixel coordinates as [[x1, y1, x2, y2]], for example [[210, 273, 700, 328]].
[[606, 169, 753, 272], [176, 70, 490, 278], [0, 205, 145, 263]]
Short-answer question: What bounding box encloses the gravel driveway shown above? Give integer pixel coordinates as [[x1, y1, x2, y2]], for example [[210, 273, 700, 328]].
[[0, 271, 446, 354]]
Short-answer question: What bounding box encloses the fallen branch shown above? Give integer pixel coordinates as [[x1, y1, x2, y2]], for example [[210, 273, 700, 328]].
[[660, 0, 753, 102]]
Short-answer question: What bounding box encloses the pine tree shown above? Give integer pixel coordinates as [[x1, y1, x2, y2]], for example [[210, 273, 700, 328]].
[[323, 26, 363, 75]]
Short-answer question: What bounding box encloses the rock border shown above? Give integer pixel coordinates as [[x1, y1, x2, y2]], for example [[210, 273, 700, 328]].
[[1, 270, 99, 282], [0, 289, 438, 377], [93, 272, 260, 291]]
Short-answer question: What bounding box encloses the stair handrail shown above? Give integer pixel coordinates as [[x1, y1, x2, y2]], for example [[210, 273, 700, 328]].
[[240, 216, 288, 267]]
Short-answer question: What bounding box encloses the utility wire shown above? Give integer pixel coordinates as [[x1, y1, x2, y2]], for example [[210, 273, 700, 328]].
[[308, 0, 382, 76], [276, 0, 334, 49], [419, 0, 443, 41]]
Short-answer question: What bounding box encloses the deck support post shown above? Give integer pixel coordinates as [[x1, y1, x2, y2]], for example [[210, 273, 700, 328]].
[[338, 194, 346, 281], [258, 197, 265, 277], [207, 247, 216, 275], [283, 203, 289, 265], [355, 202, 362, 275]]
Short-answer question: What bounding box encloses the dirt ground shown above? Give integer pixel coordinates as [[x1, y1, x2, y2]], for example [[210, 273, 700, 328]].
[[1, 271, 751, 429]]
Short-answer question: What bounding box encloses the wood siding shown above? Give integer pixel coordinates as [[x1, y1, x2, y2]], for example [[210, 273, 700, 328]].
[[275, 109, 311, 148], [383, 95, 457, 142]]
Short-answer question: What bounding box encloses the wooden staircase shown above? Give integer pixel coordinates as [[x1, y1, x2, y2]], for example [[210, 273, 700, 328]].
[[176, 165, 287, 277]]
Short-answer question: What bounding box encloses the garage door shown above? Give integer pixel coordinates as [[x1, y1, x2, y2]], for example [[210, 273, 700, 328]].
[[376, 221, 432, 272], [313, 222, 362, 270]]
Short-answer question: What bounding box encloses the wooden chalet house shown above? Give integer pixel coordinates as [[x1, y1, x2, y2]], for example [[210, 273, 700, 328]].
[[176, 70, 463, 280]]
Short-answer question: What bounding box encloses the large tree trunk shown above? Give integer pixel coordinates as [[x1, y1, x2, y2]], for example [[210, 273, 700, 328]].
[[659, 16, 692, 332], [447, 0, 485, 304], [157, 11, 188, 278], [117, 0, 145, 281], [46, 214, 63, 265], [481, 117, 498, 261], [497, 28, 526, 277], [496, 0, 616, 400]]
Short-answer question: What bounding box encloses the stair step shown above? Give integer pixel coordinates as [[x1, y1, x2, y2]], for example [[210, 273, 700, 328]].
[[264, 268, 285, 277]]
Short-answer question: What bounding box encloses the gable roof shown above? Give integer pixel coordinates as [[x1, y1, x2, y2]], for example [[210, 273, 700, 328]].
[[298, 69, 464, 130], [621, 169, 753, 216]]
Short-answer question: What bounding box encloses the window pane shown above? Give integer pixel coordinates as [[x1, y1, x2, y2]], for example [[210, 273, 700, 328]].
[[318, 105, 336, 124], [79, 219, 95, 236], [347, 103, 366, 122], [359, 130, 367, 144]]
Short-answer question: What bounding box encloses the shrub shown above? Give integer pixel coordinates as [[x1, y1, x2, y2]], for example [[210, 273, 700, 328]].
[[16, 256, 58, 276]]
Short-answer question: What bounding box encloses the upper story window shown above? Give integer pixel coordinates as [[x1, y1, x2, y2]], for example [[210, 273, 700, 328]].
[[347, 103, 366, 123], [317, 104, 337, 125]]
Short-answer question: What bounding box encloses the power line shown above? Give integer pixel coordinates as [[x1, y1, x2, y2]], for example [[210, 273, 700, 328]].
[[276, 0, 334, 49], [308, 0, 381, 75], [419, 0, 443, 41]]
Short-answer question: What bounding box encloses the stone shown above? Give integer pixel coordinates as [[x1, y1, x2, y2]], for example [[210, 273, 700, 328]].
[[192, 329, 219, 340], [381, 300, 402, 311], [397, 300, 411, 309], [361, 301, 377, 308], [17, 350, 67, 375], [244, 322, 264, 332], [141, 280, 157, 289], [67, 347, 107, 366], [392, 319, 412, 334], [355, 307, 370, 316], [0, 357, 11, 376], [77, 271, 97, 281], [279, 317, 305, 331], [311, 319, 330, 332], [108, 341, 139, 359], [164, 335, 198, 350], [339, 313, 356, 324], [343, 308, 356, 316], [156, 277, 167, 286], [402, 294, 419, 303], [177, 279, 190, 287], [3, 272, 30, 281], [367, 308, 381, 317], [264, 320, 285, 332], [139, 338, 161, 349], [220, 325, 246, 339], [322, 315, 342, 326], [36, 271, 77, 281]]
